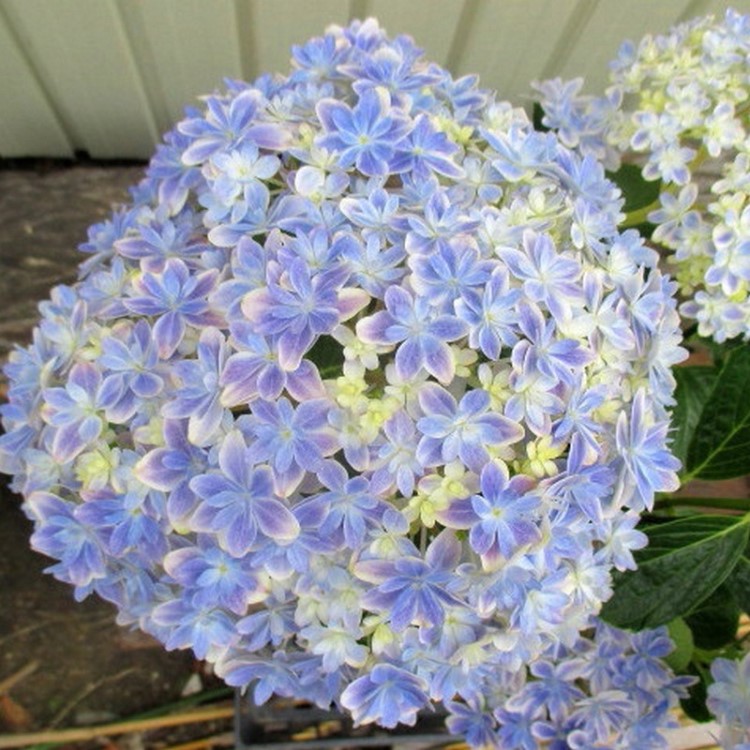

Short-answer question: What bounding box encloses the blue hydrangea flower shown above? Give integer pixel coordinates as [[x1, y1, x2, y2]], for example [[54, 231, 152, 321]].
[[455, 265, 522, 358], [125, 258, 221, 358], [416, 383, 523, 473], [615, 389, 681, 511], [135, 418, 209, 527], [179, 88, 291, 165], [446, 462, 542, 562], [161, 327, 229, 445], [707, 654, 750, 743], [115, 217, 210, 273], [316, 88, 412, 176], [41, 362, 125, 463], [163, 538, 264, 615], [241, 397, 338, 494], [0, 16, 690, 749], [356, 530, 466, 631], [357, 285, 468, 383], [242, 259, 368, 370], [27, 492, 108, 589], [534, 9, 750, 342], [189, 430, 300, 555], [340, 664, 429, 728]]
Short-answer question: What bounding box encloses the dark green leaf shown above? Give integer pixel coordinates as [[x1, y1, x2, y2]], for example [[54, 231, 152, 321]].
[[680, 664, 712, 723], [684, 584, 740, 649], [665, 618, 694, 672], [702, 335, 744, 368], [532, 102, 548, 132], [627, 221, 656, 240], [601, 514, 750, 629], [725, 556, 750, 614], [306, 335, 343, 379], [685, 345, 750, 480], [606, 162, 661, 213], [671, 367, 717, 467]]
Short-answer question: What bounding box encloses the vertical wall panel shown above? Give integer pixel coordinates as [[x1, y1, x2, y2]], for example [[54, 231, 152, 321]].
[[1, 0, 746, 158], [682, 0, 750, 18], [2, 0, 159, 158], [0, 11, 72, 157], [558, 0, 697, 92], [367, 0, 467, 64], [236, 0, 351, 81], [116, 0, 243, 138], [448, 0, 579, 103]]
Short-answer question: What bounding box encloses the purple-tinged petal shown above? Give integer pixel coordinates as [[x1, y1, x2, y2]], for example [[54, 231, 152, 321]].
[[254, 498, 300, 544], [356, 310, 397, 344], [218, 430, 249, 486], [136, 448, 183, 491], [395, 337, 424, 380], [422, 340, 455, 384], [418, 383, 456, 418], [153, 311, 185, 359]]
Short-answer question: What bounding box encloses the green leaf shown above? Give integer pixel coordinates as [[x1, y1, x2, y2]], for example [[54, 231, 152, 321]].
[[665, 617, 694, 672], [680, 663, 712, 723], [600, 514, 750, 629], [671, 366, 717, 467], [725, 555, 750, 614], [306, 335, 343, 379], [607, 162, 661, 213], [701, 335, 744, 368], [532, 102, 549, 132], [684, 345, 750, 480], [684, 584, 740, 649]]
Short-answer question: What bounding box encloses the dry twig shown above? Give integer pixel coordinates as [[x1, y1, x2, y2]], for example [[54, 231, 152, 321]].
[[0, 662, 38, 696], [48, 667, 138, 728], [0, 702, 234, 749]]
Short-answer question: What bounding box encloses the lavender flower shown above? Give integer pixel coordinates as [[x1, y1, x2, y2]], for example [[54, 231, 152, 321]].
[[189, 430, 299, 555], [707, 654, 750, 749], [340, 664, 429, 728], [0, 17, 689, 749], [41, 362, 125, 463], [316, 88, 411, 176], [356, 285, 468, 383], [124, 258, 221, 358], [534, 8, 750, 342]]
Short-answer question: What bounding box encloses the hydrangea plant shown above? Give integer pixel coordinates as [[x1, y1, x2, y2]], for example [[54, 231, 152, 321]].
[[534, 7, 750, 343], [534, 9, 750, 749], [709, 651, 750, 749], [0, 17, 700, 748]]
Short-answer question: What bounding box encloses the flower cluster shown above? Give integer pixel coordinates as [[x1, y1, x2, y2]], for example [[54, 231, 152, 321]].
[[445, 621, 692, 749], [534, 8, 750, 342], [708, 652, 750, 750], [1, 18, 687, 747]]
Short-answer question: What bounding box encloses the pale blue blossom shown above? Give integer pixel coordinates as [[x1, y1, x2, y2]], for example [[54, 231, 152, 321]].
[[0, 16, 690, 749]]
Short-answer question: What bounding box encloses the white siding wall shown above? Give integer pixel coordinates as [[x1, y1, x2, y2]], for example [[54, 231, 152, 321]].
[[0, 0, 745, 158]]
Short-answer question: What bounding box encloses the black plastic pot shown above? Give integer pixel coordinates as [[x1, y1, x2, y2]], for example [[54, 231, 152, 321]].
[[235, 692, 452, 749]]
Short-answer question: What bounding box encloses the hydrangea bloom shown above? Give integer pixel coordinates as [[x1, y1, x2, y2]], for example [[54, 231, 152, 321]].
[[533, 8, 750, 342], [707, 652, 750, 749], [1, 18, 688, 748]]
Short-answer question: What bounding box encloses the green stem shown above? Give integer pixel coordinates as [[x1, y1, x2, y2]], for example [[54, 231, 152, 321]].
[[655, 495, 750, 513], [621, 198, 661, 228]]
